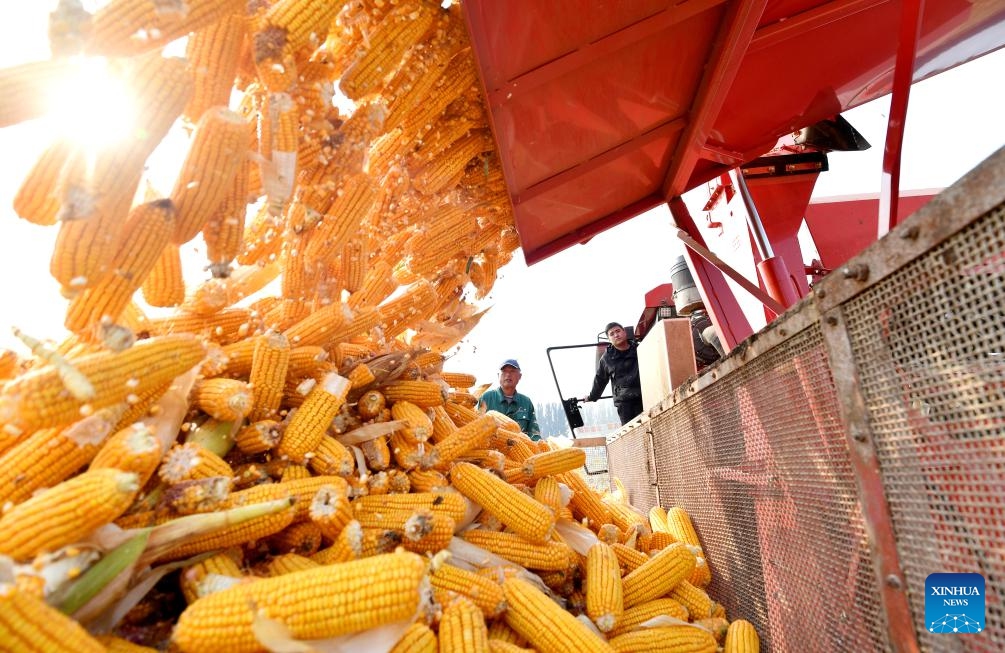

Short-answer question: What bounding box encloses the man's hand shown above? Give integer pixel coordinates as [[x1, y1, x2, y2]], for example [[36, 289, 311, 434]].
[[580, 396, 592, 403]]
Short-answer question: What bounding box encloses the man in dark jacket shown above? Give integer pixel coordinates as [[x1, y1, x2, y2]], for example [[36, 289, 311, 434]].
[[582, 322, 643, 425]]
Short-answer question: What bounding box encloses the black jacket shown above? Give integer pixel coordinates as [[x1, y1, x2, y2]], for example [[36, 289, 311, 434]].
[[588, 342, 642, 406]]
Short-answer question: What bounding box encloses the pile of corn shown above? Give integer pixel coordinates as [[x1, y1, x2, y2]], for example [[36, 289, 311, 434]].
[[0, 0, 761, 651]]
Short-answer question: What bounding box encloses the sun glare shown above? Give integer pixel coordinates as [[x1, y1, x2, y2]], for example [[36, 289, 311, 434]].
[[46, 57, 137, 149]]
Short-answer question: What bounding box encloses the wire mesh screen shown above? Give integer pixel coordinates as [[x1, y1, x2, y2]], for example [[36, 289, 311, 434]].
[[646, 325, 888, 652], [842, 202, 1005, 652], [606, 427, 657, 512]]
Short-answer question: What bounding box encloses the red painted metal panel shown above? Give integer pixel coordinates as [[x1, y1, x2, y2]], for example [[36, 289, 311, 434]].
[[462, 0, 1005, 266]]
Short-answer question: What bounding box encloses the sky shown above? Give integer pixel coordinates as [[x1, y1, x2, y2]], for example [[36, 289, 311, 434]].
[[0, 5, 1003, 413]]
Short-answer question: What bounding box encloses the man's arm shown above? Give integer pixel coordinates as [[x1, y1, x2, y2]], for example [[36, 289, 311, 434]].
[[585, 355, 609, 401]]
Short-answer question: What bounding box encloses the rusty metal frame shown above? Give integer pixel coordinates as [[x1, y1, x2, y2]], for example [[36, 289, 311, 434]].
[[818, 305, 921, 652]]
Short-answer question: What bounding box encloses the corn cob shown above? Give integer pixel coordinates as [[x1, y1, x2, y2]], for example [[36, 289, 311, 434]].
[[146, 308, 259, 344], [268, 520, 324, 555], [281, 301, 349, 347], [311, 520, 363, 564], [184, 12, 248, 122], [192, 378, 253, 421], [428, 414, 496, 468], [608, 626, 717, 653], [172, 550, 428, 653], [280, 463, 313, 482], [610, 542, 649, 573], [0, 468, 138, 560], [247, 331, 291, 421], [670, 580, 716, 620], [609, 598, 691, 637], [309, 434, 356, 477], [431, 563, 506, 618], [142, 243, 187, 307], [302, 173, 377, 263], [461, 530, 573, 572], [522, 447, 587, 480], [13, 138, 74, 226], [0, 583, 106, 652], [277, 372, 350, 462], [586, 542, 624, 632], [228, 475, 347, 522], [486, 621, 529, 647], [65, 199, 175, 335], [180, 549, 245, 604], [487, 641, 535, 653], [451, 462, 555, 543], [408, 468, 449, 492], [203, 157, 252, 277], [264, 0, 343, 51], [390, 622, 438, 653], [171, 107, 252, 244], [665, 506, 703, 548], [89, 422, 163, 484], [347, 362, 376, 388], [0, 408, 118, 506], [234, 420, 281, 455], [159, 442, 235, 484], [309, 483, 353, 540], [263, 552, 321, 576], [724, 619, 760, 652], [382, 379, 447, 408], [439, 595, 490, 653], [413, 131, 493, 196], [156, 498, 297, 562], [622, 544, 696, 608], [86, 0, 245, 57], [339, 3, 437, 100], [503, 577, 615, 653], [0, 334, 205, 432], [560, 471, 614, 528], [163, 477, 232, 515]]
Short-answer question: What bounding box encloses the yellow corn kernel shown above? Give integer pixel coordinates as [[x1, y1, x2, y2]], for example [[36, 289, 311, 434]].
[[622, 544, 696, 609], [585, 542, 624, 633], [0, 468, 138, 560], [0, 334, 205, 432], [247, 331, 291, 421], [172, 551, 428, 653], [90, 421, 163, 485], [0, 583, 106, 652], [431, 563, 506, 618], [390, 622, 438, 653], [503, 577, 615, 653], [438, 595, 489, 653], [171, 107, 252, 245], [608, 626, 717, 653], [724, 619, 760, 652], [159, 442, 234, 485], [142, 242, 187, 307], [183, 12, 248, 123], [277, 372, 350, 462], [192, 378, 253, 422], [451, 462, 555, 543]]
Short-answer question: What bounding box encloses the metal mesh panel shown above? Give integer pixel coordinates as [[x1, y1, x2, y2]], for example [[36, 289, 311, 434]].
[[650, 325, 888, 651], [843, 202, 1005, 652], [606, 427, 657, 512]]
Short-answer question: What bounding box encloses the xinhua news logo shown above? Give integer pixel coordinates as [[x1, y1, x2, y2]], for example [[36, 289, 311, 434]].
[[925, 573, 984, 634]]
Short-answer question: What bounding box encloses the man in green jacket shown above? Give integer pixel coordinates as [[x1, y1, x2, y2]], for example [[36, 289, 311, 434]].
[[478, 359, 541, 440]]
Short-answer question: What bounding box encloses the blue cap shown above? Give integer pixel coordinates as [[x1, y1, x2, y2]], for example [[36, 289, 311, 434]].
[[500, 359, 521, 371]]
